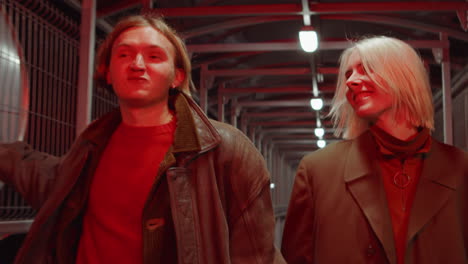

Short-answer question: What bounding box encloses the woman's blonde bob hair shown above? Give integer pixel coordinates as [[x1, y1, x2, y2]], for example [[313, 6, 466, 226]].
[[94, 14, 193, 95], [329, 36, 434, 139]]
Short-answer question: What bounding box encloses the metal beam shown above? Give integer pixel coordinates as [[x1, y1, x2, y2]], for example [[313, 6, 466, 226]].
[[217, 83, 225, 122], [206, 67, 337, 77], [183, 16, 295, 39], [277, 144, 318, 149], [440, 33, 453, 144], [281, 151, 312, 156], [237, 98, 331, 108], [244, 111, 316, 118], [251, 121, 317, 127], [192, 51, 262, 69], [155, 4, 301, 17], [273, 139, 321, 144], [457, 9, 468, 31], [64, 0, 113, 33], [220, 86, 316, 94], [200, 65, 209, 113], [276, 139, 339, 145], [267, 135, 331, 141], [141, 0, 153, 9], [262, 128, 331, 134], [76, 0, 95, 136], [97, 0, 139, 18], [155, 2, 467, 17], [0, 220, 33, 236], [309, 2, 467, 13], [301, 0, 311, 26], [433, 63, 468, 110], [324, 14, 468, 42], [231, 98, 239, 127], [187, 40, 448, 53], [182, 14, 468, 43]]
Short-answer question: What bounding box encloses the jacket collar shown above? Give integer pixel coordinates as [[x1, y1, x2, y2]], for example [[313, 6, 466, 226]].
[[80, 91, 221, 155]]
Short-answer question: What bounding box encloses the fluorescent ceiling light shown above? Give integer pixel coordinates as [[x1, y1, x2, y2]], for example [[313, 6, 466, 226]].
[[310, 98, 323, 110], [299, 27, 318, 52], [314, 127, 325, 138], [317, 139, 326, 148]]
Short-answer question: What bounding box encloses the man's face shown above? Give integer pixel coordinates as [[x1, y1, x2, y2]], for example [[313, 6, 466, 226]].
[[107, 26, 184, 108], [345, 50, 393, 122]]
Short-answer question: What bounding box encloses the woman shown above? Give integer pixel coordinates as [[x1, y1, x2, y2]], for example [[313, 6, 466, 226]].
[[281, 36, 467, 264]]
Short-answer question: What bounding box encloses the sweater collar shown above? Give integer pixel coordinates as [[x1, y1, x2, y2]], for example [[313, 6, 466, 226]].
[[369, 125, 431, 158]]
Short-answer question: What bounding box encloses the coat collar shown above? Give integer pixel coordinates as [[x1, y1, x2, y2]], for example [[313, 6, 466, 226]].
[[406, 140, 460, 243], [343, 131, 397, 264], [79, 91, 221, 155]]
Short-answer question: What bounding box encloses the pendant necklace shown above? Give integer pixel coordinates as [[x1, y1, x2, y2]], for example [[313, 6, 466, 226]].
[[394, 159, 410, 211]]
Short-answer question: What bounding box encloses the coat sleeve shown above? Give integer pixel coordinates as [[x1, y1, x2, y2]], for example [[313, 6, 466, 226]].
[[0, 142, 60, 209], [225, 129, 286, 264], [462, 151, 468, 254], [281, 157, 315, 264]]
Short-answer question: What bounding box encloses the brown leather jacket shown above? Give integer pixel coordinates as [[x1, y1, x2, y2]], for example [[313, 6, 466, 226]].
[[0, 92, 285, 264]]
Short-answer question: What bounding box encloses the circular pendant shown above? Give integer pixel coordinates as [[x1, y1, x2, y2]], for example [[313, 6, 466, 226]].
[[393, 171, 410, 189]]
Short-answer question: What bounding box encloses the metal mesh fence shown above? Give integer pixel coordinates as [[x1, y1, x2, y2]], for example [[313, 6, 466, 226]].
[[0, 0, 117, 225]]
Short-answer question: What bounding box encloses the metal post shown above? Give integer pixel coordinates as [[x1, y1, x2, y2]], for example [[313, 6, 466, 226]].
[[301, 0, 311, 26], [217, 83, 225, 122], [200, 64, 208, 113], [240, 114, 248, 134], [268, 144, 273, 177], [76, 0, 95, 136], [257, 132, 263, 152], [249, 126, 256, 144], [230, 98, 238, 127], [440, 33, 453, 144], [141, 0, 153, 9], [262, 140, 269, 161]]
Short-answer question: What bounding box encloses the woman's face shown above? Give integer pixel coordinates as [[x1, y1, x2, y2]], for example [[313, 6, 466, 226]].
[[344, 50, 393, 123]]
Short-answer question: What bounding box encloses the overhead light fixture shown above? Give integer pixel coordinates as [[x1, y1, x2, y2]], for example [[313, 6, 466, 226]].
[[310, 98, 323, 111], [317, 139, 326, 149], [270, 183, 275, 189], [299, 26, 318, 53], [314, 127, 325, 138]]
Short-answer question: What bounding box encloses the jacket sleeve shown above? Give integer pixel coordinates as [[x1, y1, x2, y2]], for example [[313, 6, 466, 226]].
[[226, 129, 286, 264], [0, 142, 60, 209], [281, 157, 315, 264]]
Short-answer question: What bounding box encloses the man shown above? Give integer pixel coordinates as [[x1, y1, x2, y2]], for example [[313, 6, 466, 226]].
[[0, 14, 284, 263], [281, 36, 467, 264]]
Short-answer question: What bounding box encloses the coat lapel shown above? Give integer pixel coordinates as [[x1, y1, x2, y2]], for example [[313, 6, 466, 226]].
[[344, 131, 397, 264], [406, 140, 459, 244]]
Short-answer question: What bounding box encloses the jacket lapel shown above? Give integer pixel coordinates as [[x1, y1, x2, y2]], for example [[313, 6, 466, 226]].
[[344, 131, 397, 264], [406, 140, 458, 244]]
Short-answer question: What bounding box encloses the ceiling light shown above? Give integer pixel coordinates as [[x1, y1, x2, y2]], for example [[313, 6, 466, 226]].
[[310, 98, 323, 110], [314, 127, 325, 138], [299, 26, 318, 52], [270, 183, 275, 189], [317, 139, 326, 148]]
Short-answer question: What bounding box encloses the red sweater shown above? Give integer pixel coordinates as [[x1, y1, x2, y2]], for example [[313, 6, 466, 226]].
[[370, 126, 431, 264], [76, 118, 176, 264]]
